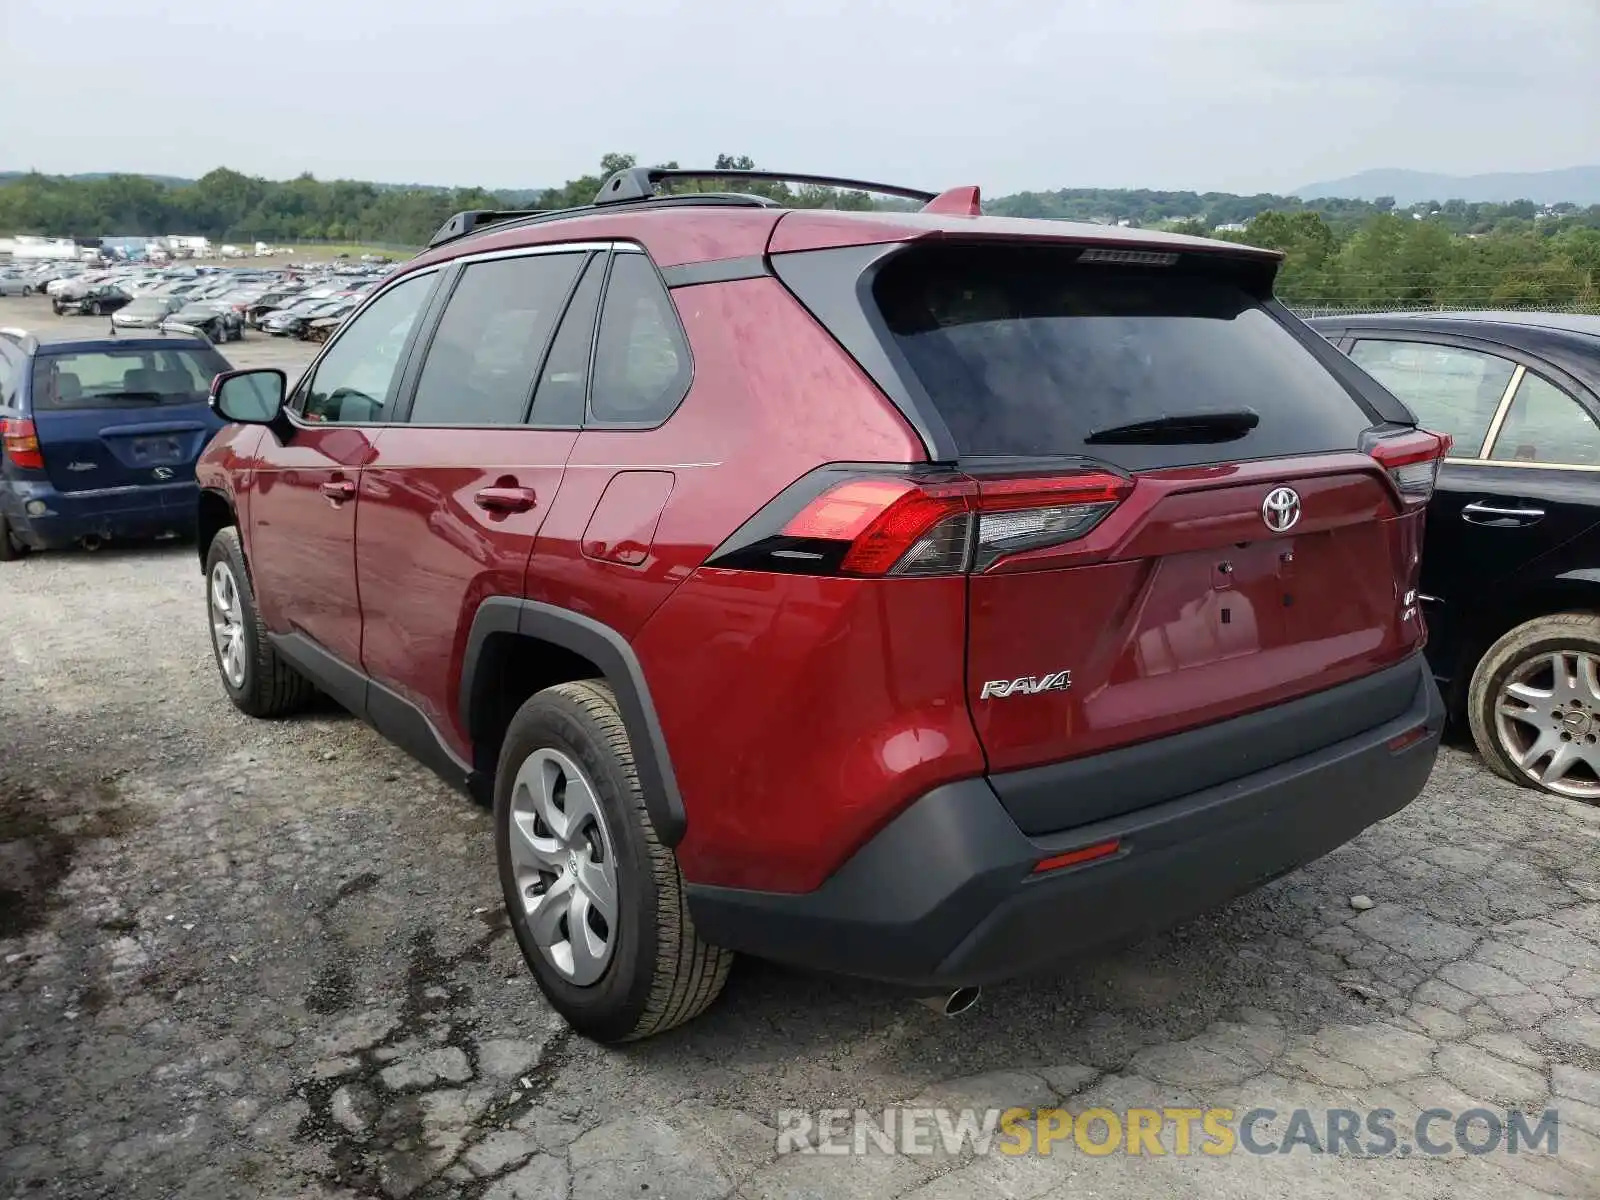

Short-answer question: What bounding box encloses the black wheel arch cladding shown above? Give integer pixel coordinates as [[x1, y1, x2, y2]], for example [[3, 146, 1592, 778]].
[[462, 597, 687, 846]]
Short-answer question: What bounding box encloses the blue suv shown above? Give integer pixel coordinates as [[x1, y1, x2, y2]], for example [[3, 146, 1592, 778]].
[[0, 328, 230, 558]]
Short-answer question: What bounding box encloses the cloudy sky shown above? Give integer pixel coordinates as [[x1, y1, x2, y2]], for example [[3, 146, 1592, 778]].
[[3, 0, 1595, 195]]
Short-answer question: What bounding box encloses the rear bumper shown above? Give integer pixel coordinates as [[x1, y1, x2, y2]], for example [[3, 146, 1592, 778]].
[[4, 480, 199, 549], [685, 654, 1444, 988]]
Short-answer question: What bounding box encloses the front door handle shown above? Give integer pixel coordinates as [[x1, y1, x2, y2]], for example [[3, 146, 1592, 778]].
[[474, 486, 538, 514], [320, 478, 357, 503], [1462, 500, 1545, 525]]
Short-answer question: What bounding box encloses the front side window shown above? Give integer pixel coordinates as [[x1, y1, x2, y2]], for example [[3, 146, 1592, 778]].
[[300, 273, 434, 425], [1348, 340, 1516, 457], [589, 254, 692, 425], [1489, 372, 1600, 466], [408, 253, 583, 426]]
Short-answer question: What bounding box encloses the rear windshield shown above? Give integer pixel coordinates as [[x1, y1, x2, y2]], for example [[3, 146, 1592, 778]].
[[30, 346, 230, 410], [873, 245, 1373, 470]]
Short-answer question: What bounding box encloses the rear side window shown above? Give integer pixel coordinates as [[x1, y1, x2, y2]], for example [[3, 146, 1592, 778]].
[[529, 255, 605, 427], [29, 346, 231, 410], [1348, 339, 1515, 457], [873, 245, 1374, 470], [409, 252, 584, 426], [589, 253, 692, 426], [1489, 372, 1600, 466]]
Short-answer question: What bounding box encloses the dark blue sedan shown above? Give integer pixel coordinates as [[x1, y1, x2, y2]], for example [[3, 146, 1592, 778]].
[[0, 329, 231, 557]]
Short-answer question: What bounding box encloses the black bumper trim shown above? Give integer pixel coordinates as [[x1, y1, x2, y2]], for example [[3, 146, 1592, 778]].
[[992, 656, 1424, 836], [685, 655, 1444, 988]]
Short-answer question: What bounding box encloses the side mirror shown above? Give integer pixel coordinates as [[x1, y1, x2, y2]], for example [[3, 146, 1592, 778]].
[[210, 368, 286, 424]]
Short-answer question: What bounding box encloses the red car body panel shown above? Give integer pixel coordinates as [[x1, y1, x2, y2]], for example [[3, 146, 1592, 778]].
[[355, 426, 578, 758], [248, 424, 378, 668], [966, 457, 1427, 774], [517, 276, 923, 638], [632, 570, 986, 892]]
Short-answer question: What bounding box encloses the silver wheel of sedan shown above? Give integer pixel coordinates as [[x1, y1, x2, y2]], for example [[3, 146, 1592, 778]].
[[1494, 650, 1600, 799], [506, 747, 619, 985], [209, 560, 248, 688]]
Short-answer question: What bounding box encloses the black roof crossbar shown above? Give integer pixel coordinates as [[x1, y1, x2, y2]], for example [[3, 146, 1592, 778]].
[[594, 168, 938, 206], [427, 193, 786, 250]]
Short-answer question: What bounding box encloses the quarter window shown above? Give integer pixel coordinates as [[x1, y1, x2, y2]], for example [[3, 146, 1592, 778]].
[[409, 253, 584, 426], [1489, 372, 1600, 466], [589, 254, 691, 425], [300, 273, 434, 425], [1348, 340, 1516, 458]]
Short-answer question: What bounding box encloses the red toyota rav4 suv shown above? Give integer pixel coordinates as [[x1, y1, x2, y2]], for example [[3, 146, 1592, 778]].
[[197, 169, 1446, 1042]]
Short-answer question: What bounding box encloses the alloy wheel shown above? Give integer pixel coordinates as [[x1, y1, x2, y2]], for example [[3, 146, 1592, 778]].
[[1494, 650, 1600, 799], [506, 747, 619, 985], [209, 560, 247, 688]]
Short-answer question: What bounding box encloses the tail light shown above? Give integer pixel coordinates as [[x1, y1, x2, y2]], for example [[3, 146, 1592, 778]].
[[1367, 428, 1451, 508], [1, 418, 43, 470], [709, 467, 1133, 577]]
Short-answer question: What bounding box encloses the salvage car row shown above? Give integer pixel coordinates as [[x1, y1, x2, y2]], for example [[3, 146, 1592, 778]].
[[0, 259, 389, 345]]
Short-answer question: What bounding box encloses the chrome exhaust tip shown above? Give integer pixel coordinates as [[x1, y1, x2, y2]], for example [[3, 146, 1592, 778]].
[[915, 986, 982, 1017]]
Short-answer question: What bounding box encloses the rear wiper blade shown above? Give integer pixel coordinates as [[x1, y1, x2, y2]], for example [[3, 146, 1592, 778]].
[[1084, 409, 1260, 445], [86, 391, 167, 404]]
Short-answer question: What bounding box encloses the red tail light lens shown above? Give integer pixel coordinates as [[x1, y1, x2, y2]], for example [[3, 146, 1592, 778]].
[[736, 468, 1133, 577], [1, 418, 43, 470], [1368, 429, 1451, 508]]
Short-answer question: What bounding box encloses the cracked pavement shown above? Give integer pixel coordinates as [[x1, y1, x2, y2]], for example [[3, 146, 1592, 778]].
[[2, 311, 1600, 1199]]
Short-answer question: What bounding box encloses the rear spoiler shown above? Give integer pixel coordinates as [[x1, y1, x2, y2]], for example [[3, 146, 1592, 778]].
[[0, 326, 39, 354]]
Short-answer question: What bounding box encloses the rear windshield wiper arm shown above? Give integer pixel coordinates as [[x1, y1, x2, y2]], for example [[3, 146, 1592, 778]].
[[1084, 409, 1260, 445], [84, 390, 169, 404]]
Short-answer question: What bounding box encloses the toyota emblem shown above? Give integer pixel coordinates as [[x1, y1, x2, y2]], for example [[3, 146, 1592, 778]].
[[1261, 486, 1301, 533]]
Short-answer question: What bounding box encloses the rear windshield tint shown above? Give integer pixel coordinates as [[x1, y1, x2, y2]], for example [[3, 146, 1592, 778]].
[[31, 346, 230, 410], [873, 245, 1373, 470]]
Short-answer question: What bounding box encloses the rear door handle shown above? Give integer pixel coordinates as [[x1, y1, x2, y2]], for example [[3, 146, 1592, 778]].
[[474, 486, 538, 514], [1462, 500, 1545, 524], [320, 479, 357, 503]]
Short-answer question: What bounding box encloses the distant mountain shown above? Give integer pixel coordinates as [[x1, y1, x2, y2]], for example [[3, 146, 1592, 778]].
[[1295, 166, 1600, 206]]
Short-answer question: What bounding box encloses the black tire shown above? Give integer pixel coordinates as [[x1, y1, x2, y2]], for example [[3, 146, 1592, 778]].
[[1468, 611, 1600, 802], [90, 301, 103, 317], [203, 526, 314, 718], [0, 513, 25, 562], [20, 286, 30, 297], [495, 680, 732, 1042]]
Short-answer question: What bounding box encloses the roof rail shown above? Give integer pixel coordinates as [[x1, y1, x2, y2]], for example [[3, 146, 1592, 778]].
[[427, 193, 785, 250], [428, 208, 549, 247], [595, 168, 938, 205], [0, 326, 39, 354]]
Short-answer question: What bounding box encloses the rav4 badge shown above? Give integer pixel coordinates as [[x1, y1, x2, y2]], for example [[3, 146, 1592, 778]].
[[980, 670, 1072, 700]]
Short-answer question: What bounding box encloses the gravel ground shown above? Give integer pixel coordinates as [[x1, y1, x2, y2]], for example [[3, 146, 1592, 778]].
[[3, 294, 1600, 1198]]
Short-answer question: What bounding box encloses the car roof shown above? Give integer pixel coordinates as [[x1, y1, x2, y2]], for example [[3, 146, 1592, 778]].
[[1312, 310, 1600, 338], [34, 336, 214, 355], [406, 169, 1282, 275]]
